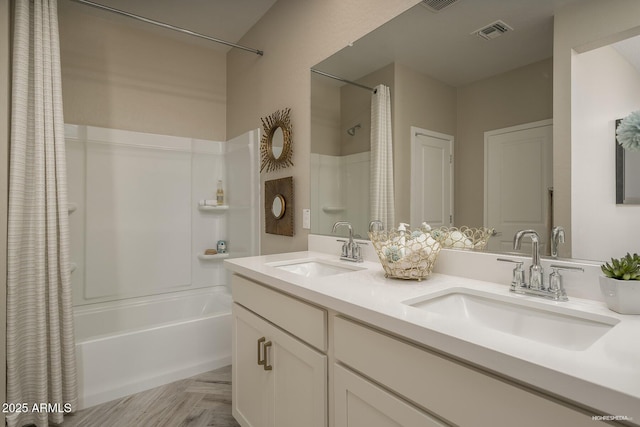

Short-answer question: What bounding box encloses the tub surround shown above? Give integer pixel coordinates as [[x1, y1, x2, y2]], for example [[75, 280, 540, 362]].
[[225, 240, 640, 424]]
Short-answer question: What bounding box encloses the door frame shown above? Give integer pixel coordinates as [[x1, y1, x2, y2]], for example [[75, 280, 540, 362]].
[[410, 126, 454, 227]]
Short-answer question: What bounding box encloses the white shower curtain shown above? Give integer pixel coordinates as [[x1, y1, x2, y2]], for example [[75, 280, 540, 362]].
[[370, 84, 395, 231], [7, 1, 78, 426]]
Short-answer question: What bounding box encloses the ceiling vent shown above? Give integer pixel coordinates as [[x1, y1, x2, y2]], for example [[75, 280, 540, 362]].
[[471, 20, 513, 40], [420, 0, 460, 13]]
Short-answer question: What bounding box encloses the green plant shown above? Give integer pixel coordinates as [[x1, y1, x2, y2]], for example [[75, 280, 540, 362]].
[[601, 253, 640, 280]]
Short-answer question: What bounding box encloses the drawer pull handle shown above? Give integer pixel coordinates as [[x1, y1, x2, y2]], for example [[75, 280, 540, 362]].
[[263, 341, 273, 371], [257, 337, 266, 366]]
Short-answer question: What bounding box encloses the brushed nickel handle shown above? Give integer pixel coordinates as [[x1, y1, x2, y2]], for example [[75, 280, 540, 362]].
[[263, 341, 273, 371], [257, 337, 266, 366]]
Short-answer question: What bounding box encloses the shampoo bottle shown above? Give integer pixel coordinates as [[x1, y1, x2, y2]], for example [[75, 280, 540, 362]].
[[216, 180, 224, 206]]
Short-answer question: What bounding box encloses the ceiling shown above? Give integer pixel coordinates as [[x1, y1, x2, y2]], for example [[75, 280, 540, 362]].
[[64, 0, 277, 52], [315, 0, 586, 87]]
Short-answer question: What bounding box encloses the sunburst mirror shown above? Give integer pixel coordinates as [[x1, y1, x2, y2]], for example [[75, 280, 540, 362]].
[[260, 108, 293, 172]]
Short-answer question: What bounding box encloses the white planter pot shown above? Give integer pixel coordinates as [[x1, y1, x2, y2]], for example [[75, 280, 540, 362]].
[[599, 276, 640, 315]]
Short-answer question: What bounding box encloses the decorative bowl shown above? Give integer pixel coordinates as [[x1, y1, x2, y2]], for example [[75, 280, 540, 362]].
[[369, 227, 443, 281], [431, 226, 494, 250]]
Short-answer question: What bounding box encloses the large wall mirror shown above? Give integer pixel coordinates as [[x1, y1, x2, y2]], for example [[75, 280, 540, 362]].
[[310, 0, 640, 262]]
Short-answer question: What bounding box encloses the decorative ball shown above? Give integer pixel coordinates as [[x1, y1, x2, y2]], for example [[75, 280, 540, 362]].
[[616, 111, 640, 152]]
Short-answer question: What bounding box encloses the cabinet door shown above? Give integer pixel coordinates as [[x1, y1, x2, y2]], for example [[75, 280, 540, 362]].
[[334, 364, 449, 427], [233, 303, 328, 427], [233, 304, 270, 427], [269, 319, 327, 427]]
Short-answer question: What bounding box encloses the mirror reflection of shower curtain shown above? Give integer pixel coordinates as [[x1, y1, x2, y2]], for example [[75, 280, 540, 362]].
[[370, 84, 395, 230]]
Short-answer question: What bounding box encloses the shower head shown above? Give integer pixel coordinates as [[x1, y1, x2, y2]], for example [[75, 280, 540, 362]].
[[347, 124, 361, 136]]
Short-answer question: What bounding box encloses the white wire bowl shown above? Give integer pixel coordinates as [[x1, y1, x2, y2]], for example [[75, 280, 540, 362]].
[[369, 228, 443, 281], [432, 226, 494, 250]]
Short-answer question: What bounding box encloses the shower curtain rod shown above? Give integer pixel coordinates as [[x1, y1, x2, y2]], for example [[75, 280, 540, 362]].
[[68, 0, 264, 56], [311, 68, 375, 92]]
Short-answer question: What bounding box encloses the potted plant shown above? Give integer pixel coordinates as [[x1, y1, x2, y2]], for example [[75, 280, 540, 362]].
[[600, 253, 640, 314]]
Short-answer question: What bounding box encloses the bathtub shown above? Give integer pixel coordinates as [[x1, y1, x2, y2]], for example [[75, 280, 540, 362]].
[[74, 286, 232, 409]]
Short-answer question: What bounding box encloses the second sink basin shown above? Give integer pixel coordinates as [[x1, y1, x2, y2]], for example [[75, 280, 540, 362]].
[[404, 288, 619, 351], [269, 258, 365, 278]]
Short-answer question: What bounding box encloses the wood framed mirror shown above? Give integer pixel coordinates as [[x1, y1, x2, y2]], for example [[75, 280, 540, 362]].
[[265, 177, 294, 236], [260, 108, 293, 172]]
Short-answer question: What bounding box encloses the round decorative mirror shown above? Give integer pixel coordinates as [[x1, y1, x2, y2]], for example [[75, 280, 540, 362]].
[[260, 108, 293, 172], [272, 194, 286, 219]]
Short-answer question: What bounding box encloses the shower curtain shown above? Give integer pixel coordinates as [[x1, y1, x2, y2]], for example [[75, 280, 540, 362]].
[[370, 84, 395, 231], [7, 0, 78, 426]]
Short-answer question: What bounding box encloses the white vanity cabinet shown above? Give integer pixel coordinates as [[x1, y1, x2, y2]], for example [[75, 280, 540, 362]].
[[232, 275, 328, 427], [334, 316, 609, 427]]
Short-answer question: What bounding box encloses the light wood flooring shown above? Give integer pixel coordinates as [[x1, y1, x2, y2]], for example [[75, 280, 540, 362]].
[[59, 365, 240, 427]]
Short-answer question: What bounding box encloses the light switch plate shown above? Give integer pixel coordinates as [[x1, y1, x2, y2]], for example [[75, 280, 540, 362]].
[[302, 209, 311, 229]]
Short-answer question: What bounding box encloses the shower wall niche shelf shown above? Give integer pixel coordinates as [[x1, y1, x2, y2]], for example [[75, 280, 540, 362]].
[[198, 205, 229, 212], [198, 253, 230, 261]]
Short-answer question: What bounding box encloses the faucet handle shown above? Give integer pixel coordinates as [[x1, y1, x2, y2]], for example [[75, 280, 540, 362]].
[[497, 258, 525, 290], [548, 264, 583, 300]]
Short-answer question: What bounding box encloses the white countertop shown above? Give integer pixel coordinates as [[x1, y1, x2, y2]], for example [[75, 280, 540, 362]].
[[225, 250, 640, 423]]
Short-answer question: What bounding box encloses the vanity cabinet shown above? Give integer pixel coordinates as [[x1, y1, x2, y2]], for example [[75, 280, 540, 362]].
[[232, 275, 327, 427], [231, 273, 615, 427], [334, 316, 609, 427]]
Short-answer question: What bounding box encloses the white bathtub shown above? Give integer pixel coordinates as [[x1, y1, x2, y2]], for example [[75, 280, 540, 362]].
[[74, 286, 232, 409]]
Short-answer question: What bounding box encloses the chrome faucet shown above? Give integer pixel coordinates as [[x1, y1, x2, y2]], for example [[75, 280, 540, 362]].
[[332, 221, 364, 262], [498, 229, 583, 301], [551, 226, 565, 259], [514, 229, 543, 290]]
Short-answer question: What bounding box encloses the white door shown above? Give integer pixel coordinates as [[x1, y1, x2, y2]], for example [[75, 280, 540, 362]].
[[410, 127, 453, 228], [484, 120, 553, 254]]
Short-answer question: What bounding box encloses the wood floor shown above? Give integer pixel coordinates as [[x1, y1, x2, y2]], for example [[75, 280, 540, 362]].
[[60, 366, 240, 427]]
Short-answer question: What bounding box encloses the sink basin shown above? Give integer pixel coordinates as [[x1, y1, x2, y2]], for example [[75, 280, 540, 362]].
[[269, 259, 365, 278], [404, 288, 619, 351]]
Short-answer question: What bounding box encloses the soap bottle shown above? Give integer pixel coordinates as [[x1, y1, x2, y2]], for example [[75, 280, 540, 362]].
[[216, 180, 224, 206]]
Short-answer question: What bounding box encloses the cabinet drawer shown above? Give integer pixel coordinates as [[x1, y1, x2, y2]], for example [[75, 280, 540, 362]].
[[232, 274, 327, 351], [334, 316, 607, 427]]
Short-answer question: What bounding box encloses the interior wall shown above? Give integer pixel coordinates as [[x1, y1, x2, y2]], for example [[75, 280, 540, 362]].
[[340, 63, 394, 157], [554, 0, 640, 258], [394, 62, 457, 224], [455, 58, 553, 227], [0, 0, 9, 422], [226, 0, 419, 254], [572, 46, 640, 261], [58, 0, 227, 141], [310, 75, 341, 156]]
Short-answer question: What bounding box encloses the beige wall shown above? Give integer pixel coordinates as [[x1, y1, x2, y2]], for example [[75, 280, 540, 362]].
[[58, 1, 227, 141], [227, 0, 419, 254], [456, 58, 553, 227], [554, 0, 640, 257], [341, 63, 394, 156], [310, 75, 341, 156], [0, 0, 9, 422], [394, 63, 457, 223]]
